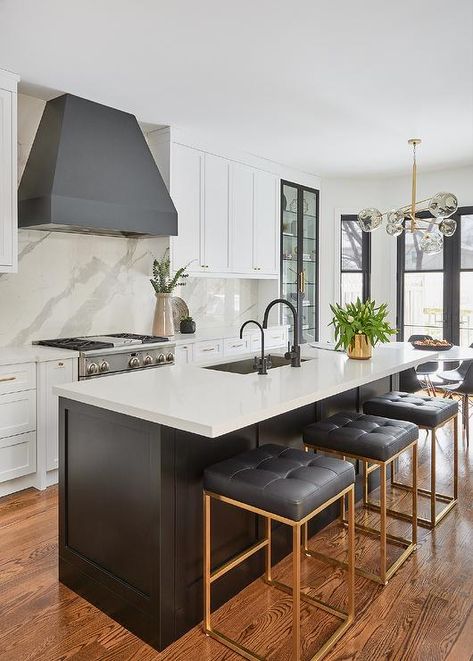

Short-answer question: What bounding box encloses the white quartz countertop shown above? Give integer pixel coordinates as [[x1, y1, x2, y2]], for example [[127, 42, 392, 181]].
[[54, 342, 439, 438], [0, 345, 80, 366]]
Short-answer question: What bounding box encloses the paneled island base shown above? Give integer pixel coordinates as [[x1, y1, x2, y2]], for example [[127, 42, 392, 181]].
[[58, 374, 393, 651]]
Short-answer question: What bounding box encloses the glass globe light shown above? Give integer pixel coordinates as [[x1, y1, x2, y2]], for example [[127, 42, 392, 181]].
[[420, 231, 443, 255], [438, 217, 457, 237], [386, 222, 403, 237], [357, 208, 382, 232], [387, 209, 405, 225], [428, 192, 458, 218]]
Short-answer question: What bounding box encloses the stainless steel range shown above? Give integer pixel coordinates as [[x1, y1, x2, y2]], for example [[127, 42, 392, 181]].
[[36, 333, 175, 379]]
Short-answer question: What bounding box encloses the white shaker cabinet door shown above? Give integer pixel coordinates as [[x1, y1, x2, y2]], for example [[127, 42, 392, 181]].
[[253, 170, 279, 275], [44, 359, 75, 471], [230, 162, 254, 274], [171, 143, 203, 273], [202, 153, 229, 273], [0, 85, 17, 272]]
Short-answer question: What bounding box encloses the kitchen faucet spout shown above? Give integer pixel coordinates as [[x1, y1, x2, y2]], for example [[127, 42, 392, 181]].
[[262, 298, 301, 367]]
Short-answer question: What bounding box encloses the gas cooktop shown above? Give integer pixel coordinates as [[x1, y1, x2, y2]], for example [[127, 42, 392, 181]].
[[37, 333, 170, 352]]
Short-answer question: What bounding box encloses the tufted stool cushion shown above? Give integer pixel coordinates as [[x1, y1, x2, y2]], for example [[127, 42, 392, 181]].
[[363, 391, 458, 428], [204, 444, 355, 521], [303, 412, 418, 462]]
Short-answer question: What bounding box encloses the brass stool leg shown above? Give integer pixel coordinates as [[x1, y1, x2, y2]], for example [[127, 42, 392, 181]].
[[340, 455, 346, 521], [292, 524, 301, 661], [380, 463, 387, 584], [454, 413, 459, 500], [347, 487, 356, 620], [430, 429, 436, 527], [363, 460, 369, 506], [203, 493, 211, 634], [412, 442, 418, 546], [265, 517, 272, 582]]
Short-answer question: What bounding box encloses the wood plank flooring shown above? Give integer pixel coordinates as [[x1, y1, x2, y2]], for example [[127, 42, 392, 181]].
[[1, 422, 472, 660]]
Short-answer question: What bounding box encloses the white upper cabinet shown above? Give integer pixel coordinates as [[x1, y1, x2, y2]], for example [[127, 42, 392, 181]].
[[148, 128, 282, 278], [230, 162, 254, 274], [171, 143, 203, 273], [202, 153, 229, 272], [253, 170, 279, 275], [0, 70, 19, 274]]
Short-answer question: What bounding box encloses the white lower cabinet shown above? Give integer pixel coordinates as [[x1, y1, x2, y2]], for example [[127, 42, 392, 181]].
[[193, 339, 223, 362], [175, 343, 194, 364], [0, 390, 36, 439], [44, 359, 75, 471], [0, 432, 36, 483], [174, 326, 288, 365], [223, 337, 249, 356], [37, 358, 77, 485], [0, 356, 77, 495], [0, 362, 36, 493]]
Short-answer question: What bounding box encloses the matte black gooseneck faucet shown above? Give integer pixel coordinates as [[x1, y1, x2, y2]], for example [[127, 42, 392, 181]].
[[262, 298, 301, 367], [240, 320, 268, 375]]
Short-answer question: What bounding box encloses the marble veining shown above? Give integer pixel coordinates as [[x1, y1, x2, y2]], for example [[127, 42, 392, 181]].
[[0, 230, 259, 347]]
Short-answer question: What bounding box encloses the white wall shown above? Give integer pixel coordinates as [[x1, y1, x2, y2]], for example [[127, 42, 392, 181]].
[[320, 164, 473, 342]]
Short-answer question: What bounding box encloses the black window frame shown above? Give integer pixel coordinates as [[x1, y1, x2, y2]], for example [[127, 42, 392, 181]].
[[340, 214, 371, 303], [396, 206, 473, 343]]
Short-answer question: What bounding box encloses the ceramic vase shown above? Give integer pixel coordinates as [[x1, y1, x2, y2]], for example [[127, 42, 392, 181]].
[[152, 293, 175, 337]]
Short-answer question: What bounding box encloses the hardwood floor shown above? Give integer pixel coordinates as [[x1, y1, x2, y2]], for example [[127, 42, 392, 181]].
[[1, 422, 472, 660]]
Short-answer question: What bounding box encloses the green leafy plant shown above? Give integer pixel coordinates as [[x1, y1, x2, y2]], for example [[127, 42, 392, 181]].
[[150, 249, 189, 294], [330, 298, 396, 351], [180, 315, 193, 322]]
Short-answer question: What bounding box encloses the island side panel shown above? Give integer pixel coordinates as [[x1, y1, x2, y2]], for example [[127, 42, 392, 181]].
[[58, 398, 175, 650]]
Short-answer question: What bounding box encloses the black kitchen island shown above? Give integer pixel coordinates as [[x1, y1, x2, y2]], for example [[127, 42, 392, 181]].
[[56, 343, 436, 650]]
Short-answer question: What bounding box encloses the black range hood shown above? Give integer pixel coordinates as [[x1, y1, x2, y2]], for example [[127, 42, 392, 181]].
[[19, 94, 177, 237]]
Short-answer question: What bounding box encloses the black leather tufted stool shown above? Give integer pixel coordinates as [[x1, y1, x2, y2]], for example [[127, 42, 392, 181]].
[[363, 391, 458, 528], [203, 444, 355, 661], [303, 412, 418, 585]]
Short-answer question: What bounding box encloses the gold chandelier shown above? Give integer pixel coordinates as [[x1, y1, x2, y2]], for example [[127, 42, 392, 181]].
[[357, 139, 458, 254]]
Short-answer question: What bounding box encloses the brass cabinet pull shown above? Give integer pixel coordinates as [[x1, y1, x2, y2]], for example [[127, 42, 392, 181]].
[[299, 271, 306, 293], [0, 376, 16, 383]]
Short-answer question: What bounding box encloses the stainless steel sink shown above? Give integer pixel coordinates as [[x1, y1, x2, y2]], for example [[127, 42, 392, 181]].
[[204, 355, 307, 375]]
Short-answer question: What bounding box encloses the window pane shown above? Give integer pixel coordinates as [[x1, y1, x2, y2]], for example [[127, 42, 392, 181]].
[[403, 272, 444, 340], [461, 214, 473, 269], [404, 228, 443, 271], [341, 272, 363, 306], [460, 272, 473, 346], [341, 220, 362, 270]]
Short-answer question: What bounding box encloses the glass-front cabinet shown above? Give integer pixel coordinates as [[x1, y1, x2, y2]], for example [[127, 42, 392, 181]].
[[281, 181, 319, 343]]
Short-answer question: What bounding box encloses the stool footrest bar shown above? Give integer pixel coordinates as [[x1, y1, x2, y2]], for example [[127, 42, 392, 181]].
[[266, 577, 349, 620], [210, 538, 268, 584]]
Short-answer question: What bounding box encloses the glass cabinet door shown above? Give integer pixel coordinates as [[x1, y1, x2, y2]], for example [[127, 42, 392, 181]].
[[301, 189, 318, 343], [281, 183, 299, 339], [281, 181, 319, 344]]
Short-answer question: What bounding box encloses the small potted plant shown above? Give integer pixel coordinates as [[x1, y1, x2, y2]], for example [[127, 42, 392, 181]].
[[150, 249, 189, 337], [330, 298, 396, 359], [180, 315, 196, 334]]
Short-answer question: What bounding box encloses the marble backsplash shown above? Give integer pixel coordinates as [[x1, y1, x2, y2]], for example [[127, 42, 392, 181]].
[[0, 230, 259, 346]]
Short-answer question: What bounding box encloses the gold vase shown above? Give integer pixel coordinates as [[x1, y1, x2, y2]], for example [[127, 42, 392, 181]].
[[347, 334, 372, 360]]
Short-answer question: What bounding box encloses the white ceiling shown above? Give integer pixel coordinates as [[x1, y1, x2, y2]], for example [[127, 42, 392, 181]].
[[1, 0, 472, 177]]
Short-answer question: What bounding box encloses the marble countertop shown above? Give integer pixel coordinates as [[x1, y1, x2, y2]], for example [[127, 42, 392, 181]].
[[54, 342, 439, 438], [0, 345, 80, 366]]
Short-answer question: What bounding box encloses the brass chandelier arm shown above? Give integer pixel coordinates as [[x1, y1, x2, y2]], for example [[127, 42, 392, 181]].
[[379, 198, 432, 217], [357, 138, 458, 252]]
